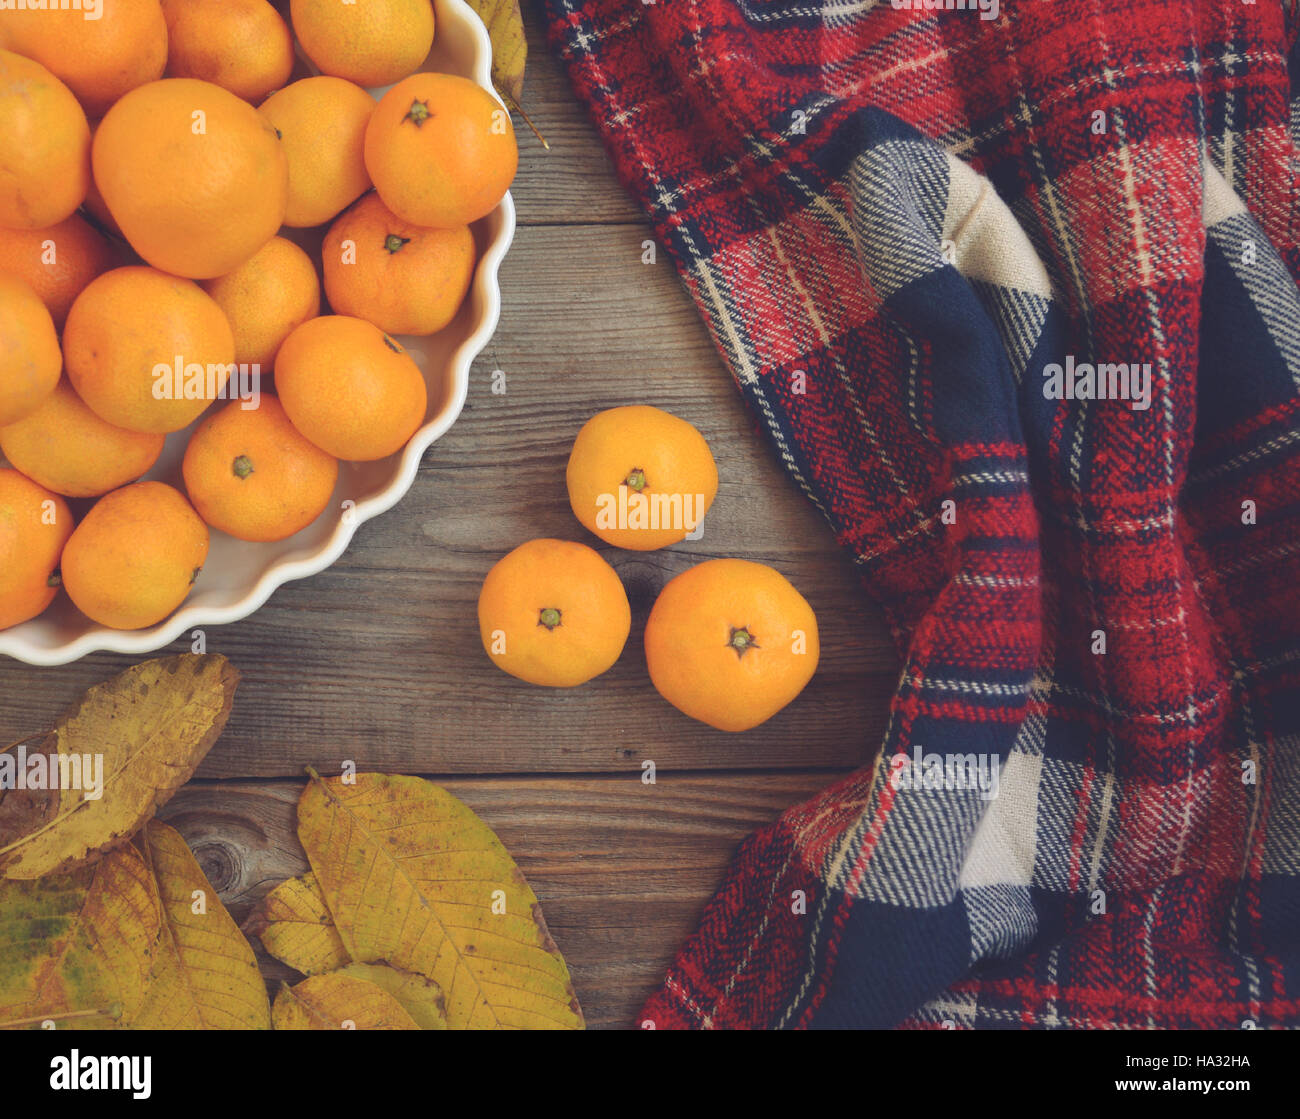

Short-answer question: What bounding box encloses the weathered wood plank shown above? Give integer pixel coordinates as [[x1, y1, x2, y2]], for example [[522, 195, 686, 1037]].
[[510, 8, 644, 226], [0, 223, 898, 774], [159, 772, 848, 1030]]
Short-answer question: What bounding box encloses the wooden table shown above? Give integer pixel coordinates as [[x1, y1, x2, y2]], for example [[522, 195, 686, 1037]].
[[0, 9, 898, 1028]]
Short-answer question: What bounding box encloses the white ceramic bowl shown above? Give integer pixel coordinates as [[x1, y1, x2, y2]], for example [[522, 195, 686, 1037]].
[[0, 0, 514, 667]]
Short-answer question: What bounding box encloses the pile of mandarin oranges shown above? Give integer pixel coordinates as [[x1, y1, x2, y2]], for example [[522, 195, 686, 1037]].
[[0, 0, 515, 632]]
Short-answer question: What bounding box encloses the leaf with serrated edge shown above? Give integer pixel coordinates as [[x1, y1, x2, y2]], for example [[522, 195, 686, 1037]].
[[337, 962, 446, 1030], [298, 772, 583, 1029], [0, 845, 161, 1029], [272, 973, 418, 1030], [245, 872, 351, 976], [132, 821, 271, 1028], [0, 655, 240, 880], [466, 0, 526, 101]]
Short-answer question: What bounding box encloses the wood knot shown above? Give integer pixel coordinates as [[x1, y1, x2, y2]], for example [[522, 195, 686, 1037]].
[[192, 840, 243, 895]]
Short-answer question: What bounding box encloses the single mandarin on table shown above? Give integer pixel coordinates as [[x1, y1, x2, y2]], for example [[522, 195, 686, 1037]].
[[566, 405, 718, 551], [478, 538, 631, 687], [644, 558, 820, 732]]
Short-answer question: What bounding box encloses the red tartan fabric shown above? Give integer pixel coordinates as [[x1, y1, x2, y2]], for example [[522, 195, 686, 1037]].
[[545, 0, 1300, 1028]]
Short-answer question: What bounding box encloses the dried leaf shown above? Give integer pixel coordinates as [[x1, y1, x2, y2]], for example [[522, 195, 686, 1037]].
[[133, 821, 271, 1029], [272, 973, 418, 1030], [297, 771, 582, 1029], [466, 0, 526, 102], [0, 655, 240, 880], [337, 962, 447, 1030], [0, 845, 158, 1029], [0, 824, 269, 1029], [245, 872, 351, 976], [0, 736, 60, 853]]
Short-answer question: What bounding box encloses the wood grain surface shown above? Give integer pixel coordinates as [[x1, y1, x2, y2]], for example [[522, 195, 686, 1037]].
[[0, 8, 896, 1028]]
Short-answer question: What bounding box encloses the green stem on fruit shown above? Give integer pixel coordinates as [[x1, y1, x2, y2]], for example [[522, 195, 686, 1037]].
[[727, 626, 758, 658], [538, 608, 562, 631], [384, 234, 411, 254], [232, 455, 254, 480], [403, 99, 432, 127]]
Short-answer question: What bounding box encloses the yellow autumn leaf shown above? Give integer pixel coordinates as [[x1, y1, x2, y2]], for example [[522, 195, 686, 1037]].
[[272, 973, 418, 1030], [249, 879, 447, 1027], [0, 823, 269, 1030], [337, 962, 447, 1030], [0, 655, 240, 880], [466, 0, 526, 103], [0, 844, 158, 1029], [245, 872, 352, 976], [298, 772, 583, 1029], [0, 736, 59, 855], [133, 820, 271, 1029]]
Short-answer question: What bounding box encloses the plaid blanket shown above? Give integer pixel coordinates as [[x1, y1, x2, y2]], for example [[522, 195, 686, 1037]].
[[544, 0, 1300, 1028]]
